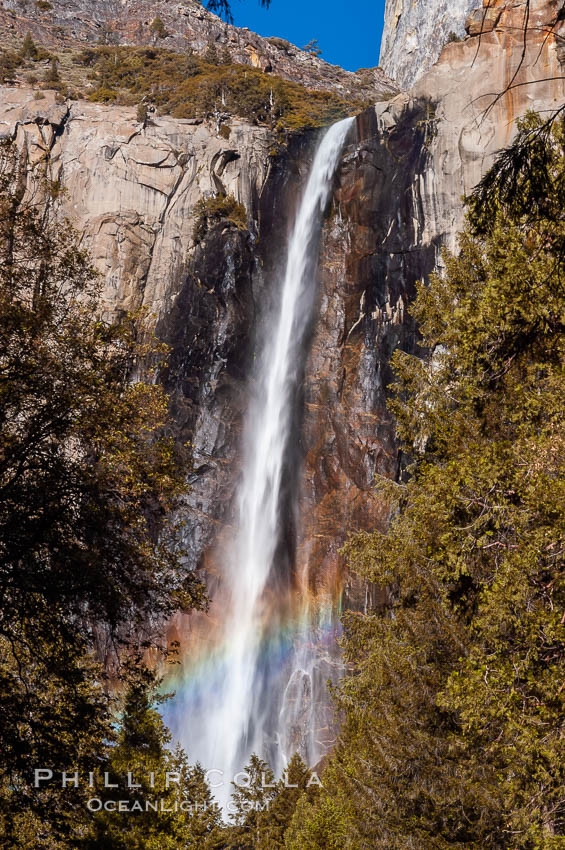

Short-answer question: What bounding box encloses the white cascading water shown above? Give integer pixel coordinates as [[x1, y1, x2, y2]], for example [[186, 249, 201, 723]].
[[168, 117, 353, 805]]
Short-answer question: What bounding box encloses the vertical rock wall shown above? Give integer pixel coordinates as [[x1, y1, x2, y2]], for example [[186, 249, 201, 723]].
[[379, 0, 478, 88]]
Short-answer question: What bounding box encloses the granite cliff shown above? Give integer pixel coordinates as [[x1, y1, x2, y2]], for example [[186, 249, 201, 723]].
[[380, 0, 565, 89], [380, 0, 478, 88], [302, 0, 565, 622], [0, 0, 563, 764]]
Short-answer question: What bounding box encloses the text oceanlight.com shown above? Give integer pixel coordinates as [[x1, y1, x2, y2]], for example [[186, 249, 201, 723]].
[[86, 799, 242, 814]]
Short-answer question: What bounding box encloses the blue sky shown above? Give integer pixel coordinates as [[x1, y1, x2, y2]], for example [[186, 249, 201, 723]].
[[232, 0, 386, 72]]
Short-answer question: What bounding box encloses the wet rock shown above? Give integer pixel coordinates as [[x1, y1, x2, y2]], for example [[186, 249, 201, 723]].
[[157, 222, 257, 569]]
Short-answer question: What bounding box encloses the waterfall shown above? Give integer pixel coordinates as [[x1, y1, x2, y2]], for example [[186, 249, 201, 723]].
[[166, 117, 353, 804]]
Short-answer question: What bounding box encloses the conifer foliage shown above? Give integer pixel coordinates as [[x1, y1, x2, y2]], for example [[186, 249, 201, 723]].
[[225, 752, 319, 849], [84, 669, 224, 849]]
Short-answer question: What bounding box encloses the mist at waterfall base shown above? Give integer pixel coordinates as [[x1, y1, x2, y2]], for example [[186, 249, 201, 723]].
[[163, 117, 354, 807]]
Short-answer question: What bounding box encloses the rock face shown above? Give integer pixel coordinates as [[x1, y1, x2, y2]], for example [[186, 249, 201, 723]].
[[0, 0, 563, 766], [301, 0, 565, 605], [380, 0, 478, 88], [0, 0, 397, 102], [0, 85, 276, 572]]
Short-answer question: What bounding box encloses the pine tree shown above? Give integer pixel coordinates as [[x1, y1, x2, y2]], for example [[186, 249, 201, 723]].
[[225, 754, 277, 848], [259, 754, 319, 848], [172, 757, 225, 849], [84, 669, 224, 849], [84, 667, 172, 849], [43, 56, 60, 84], [204, 41, 219, 65], [20, 31, 38, 60], [221, 753, 318, 849], [285, 794, 354, 850], [149, 15, 168, 40]]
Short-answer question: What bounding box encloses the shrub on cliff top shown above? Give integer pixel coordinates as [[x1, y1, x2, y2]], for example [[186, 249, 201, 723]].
[[72, 45, 364, 132], [0, 49, 22, 83], [192, 193, 247, 242]]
